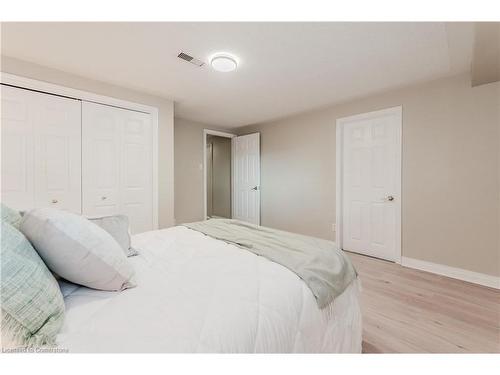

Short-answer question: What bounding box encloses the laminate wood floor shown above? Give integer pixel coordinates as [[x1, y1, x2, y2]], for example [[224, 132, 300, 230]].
[[348, 252, 500, 353]]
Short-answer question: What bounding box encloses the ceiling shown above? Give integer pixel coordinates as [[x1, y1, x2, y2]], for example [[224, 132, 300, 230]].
[[1, 22, 473, 128]]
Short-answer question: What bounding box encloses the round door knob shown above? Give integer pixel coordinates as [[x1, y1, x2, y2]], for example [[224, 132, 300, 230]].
[[387, 195, 394, 201], [101, 196, 107, 200], [51, 199, 58, 204]]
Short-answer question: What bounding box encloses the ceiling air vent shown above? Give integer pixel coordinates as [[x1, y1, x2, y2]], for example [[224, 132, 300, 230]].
[[177, 52, 205, 67]]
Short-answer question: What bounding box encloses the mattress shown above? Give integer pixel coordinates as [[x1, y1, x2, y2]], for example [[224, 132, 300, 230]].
[[56, 226, 362, 353]]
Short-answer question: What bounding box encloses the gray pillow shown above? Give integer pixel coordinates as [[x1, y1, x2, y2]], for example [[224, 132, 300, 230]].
[[88, 215, 139, 257], [20, 208, 136, 292]]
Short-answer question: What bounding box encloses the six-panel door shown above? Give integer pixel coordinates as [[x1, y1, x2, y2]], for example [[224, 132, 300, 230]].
[[341, 108, 401, 261], [82, 101, 153, 234], [1, 85, 82, 213], [232, 133, 260, 225]]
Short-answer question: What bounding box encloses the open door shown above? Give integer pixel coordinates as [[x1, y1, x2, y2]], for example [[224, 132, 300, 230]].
[[232, 133, 260, 225]]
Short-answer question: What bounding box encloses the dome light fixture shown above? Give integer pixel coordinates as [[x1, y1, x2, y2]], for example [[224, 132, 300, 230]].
[[210, 53, 238, 72]]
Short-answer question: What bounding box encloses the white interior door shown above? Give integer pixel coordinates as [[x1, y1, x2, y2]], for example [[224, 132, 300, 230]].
[[339, 107, 401, 262], [82, 101, 153, 234], [232, 133, 260, 225], [1, 85, 81, 213]]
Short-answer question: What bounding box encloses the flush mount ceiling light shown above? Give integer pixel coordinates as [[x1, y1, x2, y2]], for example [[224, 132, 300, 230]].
[[210, 53, 238, 72]]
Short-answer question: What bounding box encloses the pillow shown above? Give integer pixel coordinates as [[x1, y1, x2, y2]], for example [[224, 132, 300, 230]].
[[1, 221, 65, 347], [20, 208, 136, 291], [1, 203, 22, 229], [88, 215, 139, 257]]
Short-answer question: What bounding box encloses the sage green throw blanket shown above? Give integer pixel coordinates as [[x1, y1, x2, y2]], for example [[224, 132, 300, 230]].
[[183, 219, 357, 309]]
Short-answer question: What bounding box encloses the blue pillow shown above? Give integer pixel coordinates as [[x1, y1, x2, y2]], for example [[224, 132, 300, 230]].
[[1, 221, 65, 347], [1, 203, 22, 229]]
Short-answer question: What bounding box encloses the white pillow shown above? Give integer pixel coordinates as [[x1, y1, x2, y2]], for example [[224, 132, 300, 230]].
[[20, 208, 136, 291], [88, 215, 139, 257]]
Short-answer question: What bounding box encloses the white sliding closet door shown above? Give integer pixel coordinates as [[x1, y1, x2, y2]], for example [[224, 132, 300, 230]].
[[82, 102, 121, 218], [121, 107, 154, 234], [82, 101, 153, 234], [1, 85, 35, 210], [1, 85, 81, 213]]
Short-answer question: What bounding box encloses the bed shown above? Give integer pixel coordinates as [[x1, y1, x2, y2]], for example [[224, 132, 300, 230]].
[[55, 225, 362, 353]]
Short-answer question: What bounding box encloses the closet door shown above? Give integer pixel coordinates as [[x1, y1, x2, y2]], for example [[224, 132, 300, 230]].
[[33, 90, 82, 213], [120, 108, 153, 234], [1, 85, 81, 213], [1, 85, 35, 210], [82, 102, 121, 217], [82, 102, 153, 234]]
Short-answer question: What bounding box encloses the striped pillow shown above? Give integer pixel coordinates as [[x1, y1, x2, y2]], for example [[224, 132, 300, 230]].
[[1, 221, 65, 347]]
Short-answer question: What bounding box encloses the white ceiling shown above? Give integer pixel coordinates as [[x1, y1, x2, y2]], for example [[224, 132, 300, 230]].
[[1, 22, 473, 128]]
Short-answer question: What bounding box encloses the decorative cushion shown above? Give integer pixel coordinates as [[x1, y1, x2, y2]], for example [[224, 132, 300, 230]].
[[1, 203, 22, 229], [88, 215, 139, 257], [20, 208, 136, 291], [1, 221, 65, 347]]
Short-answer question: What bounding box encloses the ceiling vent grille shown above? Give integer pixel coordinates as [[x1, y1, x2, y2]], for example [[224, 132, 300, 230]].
[[177, 52, 205, 67]]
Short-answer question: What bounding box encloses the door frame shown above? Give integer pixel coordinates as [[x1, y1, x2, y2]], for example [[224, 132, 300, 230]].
[[203, 129, 236, 220], [335, 106, 402, 263], [1, 72, 160, 229]]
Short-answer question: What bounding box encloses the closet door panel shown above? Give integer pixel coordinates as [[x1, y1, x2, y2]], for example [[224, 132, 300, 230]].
[[82, 102, 121, 217], [121, 112, 153, 234], [33, 93, 82, 213], [82, 102, 153, 233], [0, 85, 35, 210], [1, 85, 81, 213]]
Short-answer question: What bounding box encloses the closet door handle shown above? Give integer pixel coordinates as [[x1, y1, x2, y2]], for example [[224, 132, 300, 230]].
[[101, 196, 107, 200], [51, 199, 58, 204]]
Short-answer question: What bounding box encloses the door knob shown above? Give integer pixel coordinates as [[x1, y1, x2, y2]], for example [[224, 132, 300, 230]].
[[101, 196, 107, 200], [386, 195, 394, 201], [251, 186, 259, 191], [51, 199, 58, 204]]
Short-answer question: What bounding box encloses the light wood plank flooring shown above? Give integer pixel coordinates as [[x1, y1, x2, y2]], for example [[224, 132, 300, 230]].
[[348, 252, 500, 353]]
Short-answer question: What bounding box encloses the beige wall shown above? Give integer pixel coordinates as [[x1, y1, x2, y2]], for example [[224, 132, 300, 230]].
[[174, 118, 232, 224], [237, 74, 500, 277], [471, 23, 500, 87], [1, 56, 175, 228]]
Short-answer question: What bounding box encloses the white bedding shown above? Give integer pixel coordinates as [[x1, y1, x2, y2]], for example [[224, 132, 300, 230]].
[[56, 226, 362, 353]]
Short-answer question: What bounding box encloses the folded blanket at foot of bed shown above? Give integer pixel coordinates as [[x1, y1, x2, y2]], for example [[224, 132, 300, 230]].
[[183, 219, 357, 309]]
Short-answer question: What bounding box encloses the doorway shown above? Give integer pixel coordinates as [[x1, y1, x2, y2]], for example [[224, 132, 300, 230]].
[[336, 106, 402, 262], [204, 130, 235, 219], [203, 130, 261, 225]]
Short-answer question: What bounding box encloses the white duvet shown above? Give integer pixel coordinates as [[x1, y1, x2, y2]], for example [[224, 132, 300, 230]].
[[56, 226, 362, 353]]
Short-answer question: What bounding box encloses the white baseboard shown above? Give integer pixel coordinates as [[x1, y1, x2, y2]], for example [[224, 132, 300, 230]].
[[401, 257, 500, 289]]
